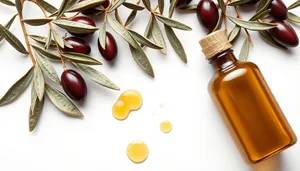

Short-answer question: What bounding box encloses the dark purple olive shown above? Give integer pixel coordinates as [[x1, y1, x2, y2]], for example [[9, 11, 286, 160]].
[[270, 0, 287, 20], [98, 32, 118, 61], [269, 20, 299, 47], [69, 16, 96, 37], [61, 69, 87, 101], [79, 0, 110, 15], [170, 0, 192, 8], [197, 0, 219, 30], [63, 37, 91, 55]]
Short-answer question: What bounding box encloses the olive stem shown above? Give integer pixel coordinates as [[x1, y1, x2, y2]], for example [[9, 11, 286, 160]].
[[18, 0, 36, 66], [223, 0, 229, 34]]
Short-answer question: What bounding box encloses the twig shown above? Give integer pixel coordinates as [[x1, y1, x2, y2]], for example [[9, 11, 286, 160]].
[[224, 0, 229, 34]]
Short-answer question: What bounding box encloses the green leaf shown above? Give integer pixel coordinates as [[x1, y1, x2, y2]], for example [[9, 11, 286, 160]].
[[36, 0, 58, 14], [239, 38, 250, 61], [109, 0, 126, 12], [151, 16, 167, 54], [259, 30, 287, 50], [22, 18, 53, 26], [52, 20, 99, 34], [158, 0, 164, 14], [228, 0, 253, 6], [0, 0, 15, 6], [15, 0, 22, 16], [62, 52, 102, 65], [33, 64, 45, 101], [122, 2, 144, 10], [106, 15, 138, 48], [114, 9, 123, 24], [227, 16, 277, 31], [0, 24, 28, 54], [56, 0, 70, 19], [212, 10, 223, 32], [63, 39, 73, 49], [228, 25, 241, 42], [36, 52, 61, 85], [164, 25, 187, 63], [29, 34, 55, 46], [44, 30, 52, 50], [288, 0, 300, 10], [142, 0, 151, 10], [29, 83, 44, 132], [125, 10, 137, 26], [66, 0, 105, 12], [217, 0, 226, 14], [257, 0, 271, 12], [0, 67, 34, 106], [144, 15, 153, 38], [73, 63, 120, 90], [52, 29, 64, 48], [128, 29, 163, 49], [99, 23, 106, 49], [249, 9, 270, 21], [31, 44, 61, 60], [288, 12, 300, 23], [129, 44, 155, 78], [169, 0, 177, 18], [45, 84, 84, 118], [0, 14, 17, 42], [178, 4, 197, 11], [155, 14, 192, 31]]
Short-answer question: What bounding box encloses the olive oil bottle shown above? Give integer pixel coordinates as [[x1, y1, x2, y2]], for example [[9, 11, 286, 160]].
[[200, 30, 297, 163]]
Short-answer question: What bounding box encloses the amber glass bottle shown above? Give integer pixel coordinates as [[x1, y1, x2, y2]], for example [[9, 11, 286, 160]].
[[200, 31, 297, 163]]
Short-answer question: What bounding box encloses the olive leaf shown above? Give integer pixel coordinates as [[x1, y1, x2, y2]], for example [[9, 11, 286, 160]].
[[45, 84, 84, 118], [36, 52, 61, 85], [0, 67, 34, 106], [33, 64, 45, 101], [228, 0, 253, 6], [169, 0, 177, 18], [239, 38, 250, 61], [29, 83, 44, 132], [66, 0, 77, 9], [123, 2, 145, 10], [125, 10, 137, 26], [0, 0, 15, 6], [99, 22, 106, 49], [158, 0, 164, 14], [114, 9, 123, 24], [0, 14, 17, 42], [62, 52, 102, 65], [67, 0, 105, 12], [36, 0, 57, 14], [128, 29, 163, 49], [228, 25, 241, 42], [142, 0, 151, 11], [63, 39, 73, 48], [259, 30, 287, 49], [22, 18, 53, 26], [288, 12, 300, 23], [212, 10, 223, 32], [155, 14, 192, 31], [288, 0, 300, 10], [129, 44, 155, 78], [249, 9, 270, 21], [29, 35, 55, 47], [109, 0, 126, 12], [32, 44, 61, 60], [179, 4, 197, 12], [44, 30, 52, 50], [217, 0, 226, 14], [73, 63, 120, 90], [151, 16, 167, 54], [106, 14, 138, 48], [52, 20, 99, 34], [15, 0, 22, 16], [56, 0, 70, 19], [144, 15, 153, 38], [0, 24, 28, 54], [164, 25, 187, 63], [257, 0, 271, 12], [227, 16, 277, 31], [52, 29, 64, 48]]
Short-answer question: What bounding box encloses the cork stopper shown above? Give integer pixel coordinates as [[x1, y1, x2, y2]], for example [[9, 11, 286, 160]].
[[199, 30, 232, 60]]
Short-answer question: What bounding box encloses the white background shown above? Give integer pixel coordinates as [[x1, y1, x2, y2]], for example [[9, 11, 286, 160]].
[[0, 0, 300, 170]]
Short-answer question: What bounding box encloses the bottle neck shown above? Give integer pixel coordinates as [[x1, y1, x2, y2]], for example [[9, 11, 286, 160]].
[[209, 49, 237, 72]]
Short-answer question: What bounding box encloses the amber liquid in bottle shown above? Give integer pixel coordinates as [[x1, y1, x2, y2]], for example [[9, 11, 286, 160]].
[[208, 49, 297, 163]]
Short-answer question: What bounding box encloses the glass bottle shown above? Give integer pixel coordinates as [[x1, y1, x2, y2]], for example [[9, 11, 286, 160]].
[[200, 30, 297, 163]]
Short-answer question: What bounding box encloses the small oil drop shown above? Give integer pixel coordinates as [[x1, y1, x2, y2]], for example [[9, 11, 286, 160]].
[[112, 90, 143, 120], [126, 140, 149, 164], [160, 103, 164, 108], [160, 120, 172, 133]]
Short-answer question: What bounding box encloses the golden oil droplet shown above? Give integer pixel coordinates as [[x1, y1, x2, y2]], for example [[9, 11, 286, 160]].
[[160, 103, 164, 108], [112, 90, 143, 120], [160, 120, 172, 133], [126, 140, 149, 164]]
